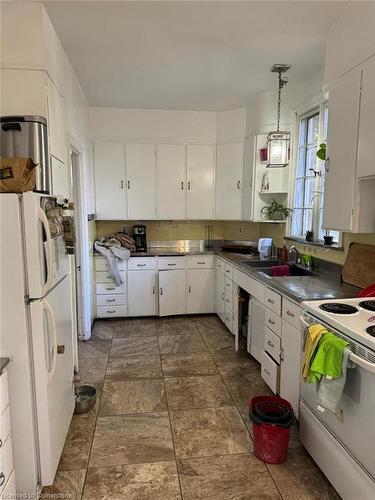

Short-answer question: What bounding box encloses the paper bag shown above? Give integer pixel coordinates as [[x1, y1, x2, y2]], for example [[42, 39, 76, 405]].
[[0, 157, 37, 193]]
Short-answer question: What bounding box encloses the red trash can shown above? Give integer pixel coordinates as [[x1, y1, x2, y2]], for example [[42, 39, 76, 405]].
[[249, 395, 295, 464]]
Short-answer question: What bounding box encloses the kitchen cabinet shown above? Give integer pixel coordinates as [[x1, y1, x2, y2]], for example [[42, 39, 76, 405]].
[[215, 142, 243, 220], [187, 269, 215, 314], [249, 297, 265, 363], [94, 141, 126, 219], [128, 270, 157, 317], [323, 68, 361, 232], [159, 269, 186, 316], [186, 145, 215, 219], [242, 135, 255, 221], [357, 57, 375, 179], [126, 143, 156, 219], [47, 76, 66, 163], [215, 262, 225, 323], [50, 156, 68, 198], [157, 144, 186, 219], [280, 318, 301, 418]]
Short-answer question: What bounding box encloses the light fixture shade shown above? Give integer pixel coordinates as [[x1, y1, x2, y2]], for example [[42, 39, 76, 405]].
[[266, 131, 290, 168]]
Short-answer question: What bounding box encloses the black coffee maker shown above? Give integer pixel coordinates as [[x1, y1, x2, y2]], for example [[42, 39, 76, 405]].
[[132, 225, 147, 252]]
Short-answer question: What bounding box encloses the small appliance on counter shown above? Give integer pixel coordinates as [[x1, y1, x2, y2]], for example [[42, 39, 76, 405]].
[[132, 224, 147, 252], [258, 238, 272, 260]]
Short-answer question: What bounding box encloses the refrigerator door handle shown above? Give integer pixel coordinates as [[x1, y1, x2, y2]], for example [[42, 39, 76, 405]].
[[43, 299, 57, 383], [38, 207, 53, 296]]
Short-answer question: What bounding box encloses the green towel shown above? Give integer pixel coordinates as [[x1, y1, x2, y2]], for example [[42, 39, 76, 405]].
[[308, 332, 349, 384]]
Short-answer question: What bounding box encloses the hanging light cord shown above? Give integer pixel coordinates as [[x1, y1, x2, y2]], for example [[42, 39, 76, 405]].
[[276, 71, 288, 132]]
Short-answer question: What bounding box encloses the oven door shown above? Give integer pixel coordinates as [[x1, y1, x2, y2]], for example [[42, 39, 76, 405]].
[[300, 315, 375, 480]]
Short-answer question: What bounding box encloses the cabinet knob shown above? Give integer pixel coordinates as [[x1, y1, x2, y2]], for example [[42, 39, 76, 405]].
[[268, 319, 275, 325], [107, 298, 116, 302], [127, 180, 131, 189], [168, 263, 176, 266], [160, 287, 163, 296], [120, 180, 124, 189], [188, 181, 191, 190], [0, 439, 2, 449], [325, 157, 330, 172], [264, 368, 271, 376], [267, 298, 274, 304], [237, 180, 241, 189], [267, 340, 275, 348], [181, 181, 184, 190], [0, 472, 5, 487], [286, 310, 295, 317], [152, 286, 155, 295], [188, 285, 191, 293]]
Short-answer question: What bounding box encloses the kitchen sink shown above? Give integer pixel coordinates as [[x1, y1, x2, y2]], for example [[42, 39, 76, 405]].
[[241, 259, 282, 268], [257, 264, 315, 277]]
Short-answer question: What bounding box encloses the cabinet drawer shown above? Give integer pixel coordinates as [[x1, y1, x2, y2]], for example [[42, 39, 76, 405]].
[[96, 282, 126, 295], [128, 257, 156, 270], [216, 258, 225, 274], [224, 307, 233, 331], [0, 373, 8, 416], [96, 294, 126, 307], [224, 290, 233, 311], [96, 305, 128, 318], [96, 271, 126, 284], [264, 288, 281, 315], [264, 327, 281, 362], [0, 435, 13, 495], [282, 298, 302, 330], [224, 263, 233, 279], [187, 255, 215, 269], [224, 277, 233, 294], [1, 470, 15, 498], [0, 406, 11, 449], [158, 256, 185, 270], [265, 308, 281, 337], [95, 256, 125, 272], [261, 350, 279, 394]]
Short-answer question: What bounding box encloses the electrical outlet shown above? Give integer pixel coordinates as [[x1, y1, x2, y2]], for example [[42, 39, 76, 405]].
[[239, 226, 244, 235]]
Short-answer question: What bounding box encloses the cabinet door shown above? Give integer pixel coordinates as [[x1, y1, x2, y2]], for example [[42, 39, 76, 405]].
[[323, 68, 361, 231], [215, 269, 225, 322], [159, 270, 186, 316], [242, 135, 255, 221], [249, 298, 265, 363], [280, 319, 301, 418], [157, 144, 186, 219], [216, 142, 243, 219], [126, 143, 156, 219], [128, 270, 157, 317], [47, 76, 66, 163], [186, 269, 214, 314], [187, 145, 215, 219], [94, 142, 126, 219], [357, 58, 375, 179], [51, 156, 68, 198]]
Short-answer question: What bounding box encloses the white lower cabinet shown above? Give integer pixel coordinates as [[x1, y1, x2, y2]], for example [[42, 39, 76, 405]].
[[280, 318, 302, 418], [95, 256, 127, 318], [0, 369, 15, 498], [215, 266, 225, 322], [128, 270, 157, 317], [159, 270, 186, 316], [186, 269, 215, 314], [249, 298, 265, 363], [261, 350, 279, 394]]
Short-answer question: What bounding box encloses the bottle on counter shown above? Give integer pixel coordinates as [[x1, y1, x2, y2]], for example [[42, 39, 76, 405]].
[[280, 245, 289, 262]]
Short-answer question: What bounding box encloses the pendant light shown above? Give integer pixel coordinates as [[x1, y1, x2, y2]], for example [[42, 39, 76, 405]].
[[267, 64, 291, 168]]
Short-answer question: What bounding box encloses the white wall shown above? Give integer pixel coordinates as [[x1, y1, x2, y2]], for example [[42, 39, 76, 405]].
[[216, 107, 246, 143], [325, 2, 375, 84]]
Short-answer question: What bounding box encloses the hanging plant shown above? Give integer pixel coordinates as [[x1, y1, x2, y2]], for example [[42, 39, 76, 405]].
[[316, 143, 326, 161], [261, 199, 293, 221]]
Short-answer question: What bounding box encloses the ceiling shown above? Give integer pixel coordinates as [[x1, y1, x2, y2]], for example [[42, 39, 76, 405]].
[[44, 1, 347, 111]]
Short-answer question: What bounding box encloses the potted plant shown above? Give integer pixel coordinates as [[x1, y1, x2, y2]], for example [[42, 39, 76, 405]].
[[316, 143, 326, 161], [261, 199, 293, 221], [305, 230, 313, 242]]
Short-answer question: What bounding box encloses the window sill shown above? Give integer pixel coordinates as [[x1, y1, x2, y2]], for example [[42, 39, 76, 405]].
[[284, 236, 344, 252]]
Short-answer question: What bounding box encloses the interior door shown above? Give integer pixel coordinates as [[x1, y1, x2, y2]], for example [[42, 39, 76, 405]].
[[159, 270, 186, 316], [29, 274, 74, 486], [126, 143, 156, 219], [128, 270, 157, 316], [216, 142, 243, 219], [157, 144, 186, 219], [186, 145, 214, 219], [186, 269, 215, 314], [94, 141, 126, 219]]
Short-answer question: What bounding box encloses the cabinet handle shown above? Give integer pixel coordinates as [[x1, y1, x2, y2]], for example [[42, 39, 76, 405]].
[[237, 180, 241, 189], [181, 181, 184, 190], [221, 292, 225, 300], [107, 298, 116, 302], [187, 181, 191, 190], [0, 439, 2, 448], [120, 180, 124, 189], [325, 157, 330, 172], [226, 270, 231, 274], [188, 285, 191, 293], [106, 310, 116, 313], [160, 287, 163, 295], [57, 345, 65, 354], [127, 180, 131, 189], [267, 298, 274, 304], [268, 319, 275, 325], [152, 286, 155, 295], [267, 340, 275, 348], [286, 310, 295, 317], [137, 264, 146, 267], [264, 368, 271, 376], [167, 263, 176, 266], [106, 287, 115, 291], [0, 473, 5, 487], [280, 348, 285, 362], [197, 261, 205, 265]]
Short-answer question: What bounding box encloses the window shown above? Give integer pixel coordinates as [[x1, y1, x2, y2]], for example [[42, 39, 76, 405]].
[[290, 105, 340, 243]]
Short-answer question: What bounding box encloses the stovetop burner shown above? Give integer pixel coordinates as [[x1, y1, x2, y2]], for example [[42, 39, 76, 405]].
[[366, 325, 375, 337], [359, 300, 375, 312], [319, 303, 359, 315]]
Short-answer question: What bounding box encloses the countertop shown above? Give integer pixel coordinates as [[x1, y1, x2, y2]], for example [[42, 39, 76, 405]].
[[0, 358, 10, 375], [129, 247, 216, 257]]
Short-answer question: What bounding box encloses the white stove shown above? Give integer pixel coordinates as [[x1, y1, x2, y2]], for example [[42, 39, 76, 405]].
[[302, 298, 375, 351]]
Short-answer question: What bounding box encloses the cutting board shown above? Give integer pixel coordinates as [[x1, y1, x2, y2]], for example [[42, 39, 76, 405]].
[[342, 243, 375, 289]]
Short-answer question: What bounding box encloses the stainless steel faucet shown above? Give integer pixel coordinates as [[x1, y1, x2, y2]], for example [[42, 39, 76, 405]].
[[289, 245, 300, 265]]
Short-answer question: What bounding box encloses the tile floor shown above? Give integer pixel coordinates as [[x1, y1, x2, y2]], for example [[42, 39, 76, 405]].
[[42, 315, 340, 499]]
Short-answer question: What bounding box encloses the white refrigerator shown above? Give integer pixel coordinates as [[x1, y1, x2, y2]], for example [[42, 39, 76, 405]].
[[0, 192, 74, 494]]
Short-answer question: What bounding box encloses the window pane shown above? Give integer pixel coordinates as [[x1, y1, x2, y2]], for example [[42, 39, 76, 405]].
[[322, 106, 329, 141], [307, 114, 319, 145], [304, 177, 315, 207], [298, 118, 307, 146], [318, 209, 325, 240], [291, 209, 303, 236], [294, 179, 305, 208], [296, 148, 306, 178], [303, 209, 313, 234], [306, 146, 317, 176]]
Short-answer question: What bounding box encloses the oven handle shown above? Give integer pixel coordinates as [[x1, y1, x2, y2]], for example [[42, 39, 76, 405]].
[[300, 315, 375, 375]]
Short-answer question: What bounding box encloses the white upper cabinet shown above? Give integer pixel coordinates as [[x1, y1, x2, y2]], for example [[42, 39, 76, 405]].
[[186, 145, 215, 219], [357, 57, 375, 179], [215, 142, 244, 220], [323, 68, 362, 232], [157, 144, 186, 219], [242, 135, 255, 221], [126, 143, 156, 219], [94, 141, 127, 220], [47, 76, 66, 163], [50, 156, 68, 198]]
